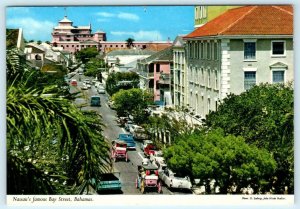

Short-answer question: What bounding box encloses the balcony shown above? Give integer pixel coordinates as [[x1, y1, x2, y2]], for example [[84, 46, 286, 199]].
[[158, 73, 170, 85]]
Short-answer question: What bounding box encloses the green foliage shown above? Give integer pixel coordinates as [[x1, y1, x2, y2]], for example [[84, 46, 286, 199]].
[[6, 47, 111, 194], [126, 38, 135, 48], [84, 57, 107, 77], [112, 88, 153, 123], [106, 72, 140, 96], [75, 47, 98, 64], [164, 129, 277, 194], [204, 83, 294, 193]]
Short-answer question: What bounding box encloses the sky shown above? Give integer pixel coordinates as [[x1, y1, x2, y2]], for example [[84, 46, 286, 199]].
[[6, 6, 194, 42]]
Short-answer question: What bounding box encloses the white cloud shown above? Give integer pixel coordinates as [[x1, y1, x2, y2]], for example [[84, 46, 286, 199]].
[[111, 30, 163, 41], [117, 12, 139, 21], [7, 17, 55, 41], [96, 12, 115, 17], [97, 18, 110, 22], [95, 12, 139, 22]]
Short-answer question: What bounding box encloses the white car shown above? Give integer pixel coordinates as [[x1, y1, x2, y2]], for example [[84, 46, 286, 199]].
[[97, 87, 105, 94], [150, 151, 167, 170], [81, 84, 88, 90], [159, 167, 192, 190]]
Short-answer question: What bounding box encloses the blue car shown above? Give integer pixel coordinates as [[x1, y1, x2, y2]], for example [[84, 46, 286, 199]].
[[118, 134, 136, 150]]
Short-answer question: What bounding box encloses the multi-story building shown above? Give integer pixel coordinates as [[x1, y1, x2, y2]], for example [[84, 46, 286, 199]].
[[51, 16, 172, 54], [184, 5, 293, 118], [172, 35, 188, 108], [137, 47, 173, 104], [194, 6, 240, 28]]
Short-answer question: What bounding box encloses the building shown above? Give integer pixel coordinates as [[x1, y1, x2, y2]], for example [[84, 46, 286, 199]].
[[172, 35, 188, 108], [6, 28, 26, 74], [137, 46, 173, 105], [51, 16, 172, 54], [194, 6, 240, 28], [105, 49, 155, 73], [184, 5, 293, 118]]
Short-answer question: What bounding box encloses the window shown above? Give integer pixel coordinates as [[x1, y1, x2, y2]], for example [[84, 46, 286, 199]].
[[201, 42, 204, 59], [156, 64, 160, 72], [207, 42, 211, 59], [272, 70, 285, 83], [214, 70, 218, 89], [244, 71, 256, 90], [272, 41, 285, 56], [189, 42, 192, 57], [207, 98, 211, 113], [207, 70, 211, 87], [214, 42, 218, 60], [244, 42, 256, 60], [201, 68, 204, 85]]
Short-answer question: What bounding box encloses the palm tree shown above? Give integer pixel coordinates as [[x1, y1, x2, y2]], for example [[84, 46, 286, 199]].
[[126, 38, 135, 48], [6, 44, 111, 194]]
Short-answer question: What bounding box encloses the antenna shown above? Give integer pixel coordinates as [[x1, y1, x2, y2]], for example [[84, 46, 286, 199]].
[[64, 7, 67, 17]]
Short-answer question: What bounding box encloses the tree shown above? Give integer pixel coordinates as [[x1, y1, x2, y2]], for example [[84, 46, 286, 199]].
[[163, 129, 277, 194], [126, 38, 135, 48], [6, 41, 111, 194], [112, 88, 153, 123], [75, 47, 98, 64], [37, 40, 42, 45], [204, 83, 294, 194], [106, 72, 140, 96], [84, 57, 107, 77]]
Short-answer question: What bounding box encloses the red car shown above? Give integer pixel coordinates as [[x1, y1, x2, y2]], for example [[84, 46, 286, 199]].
[[70, 79, 77, 86], [144, 143, 158, 157]]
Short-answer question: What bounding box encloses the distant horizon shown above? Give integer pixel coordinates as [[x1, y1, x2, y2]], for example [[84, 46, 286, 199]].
[[6, 6, 194, 42]]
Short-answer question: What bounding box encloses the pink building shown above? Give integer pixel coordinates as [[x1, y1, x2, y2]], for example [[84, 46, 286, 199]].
[[51, 16, 172, 54], [137, 46, 173, 104], [51, 16, 106, 53]]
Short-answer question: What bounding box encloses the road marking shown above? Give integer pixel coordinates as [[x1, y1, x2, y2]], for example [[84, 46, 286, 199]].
[[121, 128, 126, 133], [105, 103, 109, 108], [137, 152, 144, 160]]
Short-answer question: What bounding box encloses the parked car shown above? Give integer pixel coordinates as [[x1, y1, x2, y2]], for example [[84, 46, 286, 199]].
[[117, 117, 128, 127], [124, 120, 133, 132], [70, 79, 77, 86], [90, 173, 121, 193], [98, 86, 105, 94], [150, 150, 164, 163], [118, 133, 136, 150], [144, 143, 158, 157], [150, 151, 167, 170], [140, 140, 153, 150], [90, 96, 101, 106], [81, 83, 88, 90], [159, 167, 192, 190], [132, 126, 148, 141]]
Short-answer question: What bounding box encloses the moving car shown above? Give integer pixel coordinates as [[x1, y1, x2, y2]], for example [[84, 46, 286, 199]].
[[135, 164, 162, 194], [111, 140, 128, 162], [159, 167, 192, 190], [118, 133, 136, 149], [90, 96, 101, 106], [70, 79, 77, 86]]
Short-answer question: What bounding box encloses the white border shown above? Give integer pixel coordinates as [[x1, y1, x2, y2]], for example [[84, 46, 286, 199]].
[[1, 1, 299, 209]]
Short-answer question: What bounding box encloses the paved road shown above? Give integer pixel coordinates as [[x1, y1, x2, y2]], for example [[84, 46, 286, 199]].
[[70, 74, 193, 195]]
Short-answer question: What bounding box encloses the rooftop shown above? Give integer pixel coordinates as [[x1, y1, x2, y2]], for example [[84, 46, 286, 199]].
[[185, 5, 293, 38]]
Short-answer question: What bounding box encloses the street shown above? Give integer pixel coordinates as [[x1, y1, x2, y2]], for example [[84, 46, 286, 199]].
[[70, 73, 192, 195]]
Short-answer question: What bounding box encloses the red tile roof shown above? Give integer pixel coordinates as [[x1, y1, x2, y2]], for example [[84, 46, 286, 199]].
[[185, 5, 293, 38]]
